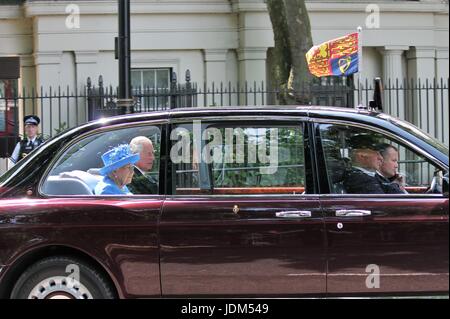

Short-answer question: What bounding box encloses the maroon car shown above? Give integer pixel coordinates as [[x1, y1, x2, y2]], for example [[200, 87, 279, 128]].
[[0, 106, 448, 299]]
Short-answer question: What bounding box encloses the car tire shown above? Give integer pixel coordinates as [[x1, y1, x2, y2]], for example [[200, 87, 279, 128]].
[[10, 256, 115, 299]]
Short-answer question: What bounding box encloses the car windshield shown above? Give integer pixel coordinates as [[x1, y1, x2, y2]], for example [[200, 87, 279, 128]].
[[0, 158, 25, 185], [0, 129, 69, 186], [378, 113, 449, 156]]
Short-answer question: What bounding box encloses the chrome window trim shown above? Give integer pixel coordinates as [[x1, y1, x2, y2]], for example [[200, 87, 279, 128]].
[[170, 117, 311, 197], [36, 194, 166, 199], [38, 119, 168, 198], [166, 194, 320, 200], [318, 193, 445, 199], [169, 115, 311, 124], [165, 193, 445, 200]]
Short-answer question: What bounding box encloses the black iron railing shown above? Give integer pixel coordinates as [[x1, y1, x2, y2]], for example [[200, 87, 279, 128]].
[[1, 75, 448, 160]]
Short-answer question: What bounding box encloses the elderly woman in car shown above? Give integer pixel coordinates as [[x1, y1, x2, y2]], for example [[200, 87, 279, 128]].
[[95, 144, 140, 195]]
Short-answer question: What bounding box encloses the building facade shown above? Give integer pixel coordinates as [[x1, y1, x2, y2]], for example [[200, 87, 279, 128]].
[[0, 0, 449, 171]]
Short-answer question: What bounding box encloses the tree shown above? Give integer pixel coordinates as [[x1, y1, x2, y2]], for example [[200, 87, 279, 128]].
[[266, 0, 313, 105]]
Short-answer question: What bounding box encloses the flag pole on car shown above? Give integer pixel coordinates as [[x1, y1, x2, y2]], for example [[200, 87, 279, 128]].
[[357, 26, 363, 108]]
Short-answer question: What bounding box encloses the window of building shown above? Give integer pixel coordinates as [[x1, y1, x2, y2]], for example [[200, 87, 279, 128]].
[[131, 68, 171, 111]]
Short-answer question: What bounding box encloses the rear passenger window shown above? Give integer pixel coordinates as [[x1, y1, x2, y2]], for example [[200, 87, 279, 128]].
[[41, 125, 161, 196], [172, 122, 307, 195]]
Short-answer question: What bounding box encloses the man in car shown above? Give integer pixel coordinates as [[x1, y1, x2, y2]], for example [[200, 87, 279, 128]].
[[10, 115, 44, 165], [343, 134, 385, 194], [128, 136, 158, 194], [376, 143, 407, 194]]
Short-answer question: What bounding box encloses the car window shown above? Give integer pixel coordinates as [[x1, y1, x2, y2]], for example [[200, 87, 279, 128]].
[[378, 113, 449, 156], [319, 123, 447, 195], [41, 125, 161, 196], [172, 121, 307, 195]]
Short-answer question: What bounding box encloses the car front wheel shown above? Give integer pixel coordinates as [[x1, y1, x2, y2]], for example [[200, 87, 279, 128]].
[[10, 256, 115, 299]]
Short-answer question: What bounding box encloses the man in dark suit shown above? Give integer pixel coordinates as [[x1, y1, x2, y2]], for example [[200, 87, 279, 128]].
[[128, 136, 158, 195], [343, 134, 385, 194], [376, 143, 407, 194]]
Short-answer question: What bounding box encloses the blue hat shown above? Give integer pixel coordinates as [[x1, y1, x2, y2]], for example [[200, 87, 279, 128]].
[[24, 115, 40, 125], [99, 144, 140, 176]]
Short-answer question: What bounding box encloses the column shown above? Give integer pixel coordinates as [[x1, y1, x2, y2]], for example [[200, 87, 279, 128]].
[[17, 55, 36, 137], [406, 47, 436, 136], [435, 48, 449, 146], [235, 3, 273, 106], [34, 51, 62, 138], [378, 46, 408, 118], [75, 51, 98, 125], [238, 48, 267, 106], [204, 49, 228, 107], [406, 46, 437, 183]]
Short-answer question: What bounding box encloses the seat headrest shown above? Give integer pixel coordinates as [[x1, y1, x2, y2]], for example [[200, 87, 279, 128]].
[[60, 170, 102, 192]]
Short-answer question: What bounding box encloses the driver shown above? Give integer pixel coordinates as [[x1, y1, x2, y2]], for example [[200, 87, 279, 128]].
[[343, 134, 385, 194], [376, 143, 407, 194]]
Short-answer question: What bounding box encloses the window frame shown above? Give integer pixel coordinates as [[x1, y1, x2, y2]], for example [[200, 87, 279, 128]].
[[0, 79, 18, 135], [38, 120, 168, 199], [167, 116, 318, 198], [312, 119, 448, 198], [131, 68, 172, 110]]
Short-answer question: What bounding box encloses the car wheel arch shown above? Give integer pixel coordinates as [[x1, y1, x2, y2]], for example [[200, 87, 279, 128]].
[[0, 245, 120, 299]]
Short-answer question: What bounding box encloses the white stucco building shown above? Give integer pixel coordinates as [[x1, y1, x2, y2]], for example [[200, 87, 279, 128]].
[[0, 0, 448, 171]]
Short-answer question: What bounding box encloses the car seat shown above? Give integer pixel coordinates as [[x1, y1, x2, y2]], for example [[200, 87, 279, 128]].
[[325, 157, 350, 194], [42, 176, 93, 195], [42, 170, 102, 195]]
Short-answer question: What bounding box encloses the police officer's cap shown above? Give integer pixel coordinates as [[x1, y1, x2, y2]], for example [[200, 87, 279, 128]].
[[24, 115, 40, 126]]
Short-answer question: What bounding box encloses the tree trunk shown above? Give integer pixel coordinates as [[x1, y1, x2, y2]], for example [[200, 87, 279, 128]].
[[267, 0, 313, 105]]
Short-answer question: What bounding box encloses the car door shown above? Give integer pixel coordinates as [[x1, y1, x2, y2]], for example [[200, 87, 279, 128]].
[[38, 122, 167, 298], [159, 118, 327, 296], [315, 121, 449, 296]]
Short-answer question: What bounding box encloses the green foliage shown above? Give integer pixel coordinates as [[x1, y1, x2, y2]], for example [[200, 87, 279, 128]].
[[212, 127, 305, 188], [54, 122, 68, 135]]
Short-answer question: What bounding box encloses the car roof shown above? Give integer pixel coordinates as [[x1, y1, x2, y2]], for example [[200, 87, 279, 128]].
[[89, 105, 379, 125]]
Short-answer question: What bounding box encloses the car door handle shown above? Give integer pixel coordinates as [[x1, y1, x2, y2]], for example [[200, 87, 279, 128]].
[[335, 209, 371, 217], [276, 211, 312, 218]]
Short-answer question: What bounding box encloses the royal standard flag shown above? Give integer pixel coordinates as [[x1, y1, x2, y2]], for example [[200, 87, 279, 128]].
[[306, 33, 359, 77]]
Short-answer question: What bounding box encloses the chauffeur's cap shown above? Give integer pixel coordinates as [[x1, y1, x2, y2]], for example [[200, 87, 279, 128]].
[[349, 134, 382, 151]]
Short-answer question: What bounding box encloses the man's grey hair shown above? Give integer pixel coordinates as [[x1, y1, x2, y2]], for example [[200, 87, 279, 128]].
[[130, 136, 153, 154]]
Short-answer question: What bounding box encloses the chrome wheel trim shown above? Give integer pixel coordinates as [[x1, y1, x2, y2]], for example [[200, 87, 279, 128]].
[[28, 276, 93, 299]]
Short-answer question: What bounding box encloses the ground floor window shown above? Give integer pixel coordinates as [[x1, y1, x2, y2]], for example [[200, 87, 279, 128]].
[[131, 68, 171, 111]]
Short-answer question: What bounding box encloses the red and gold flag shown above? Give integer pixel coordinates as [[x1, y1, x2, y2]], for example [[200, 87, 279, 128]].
[[306, 33, 359, 77]]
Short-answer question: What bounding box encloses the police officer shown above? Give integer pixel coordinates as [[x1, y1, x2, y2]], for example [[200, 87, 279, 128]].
[[10, 115, 44, 164]]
